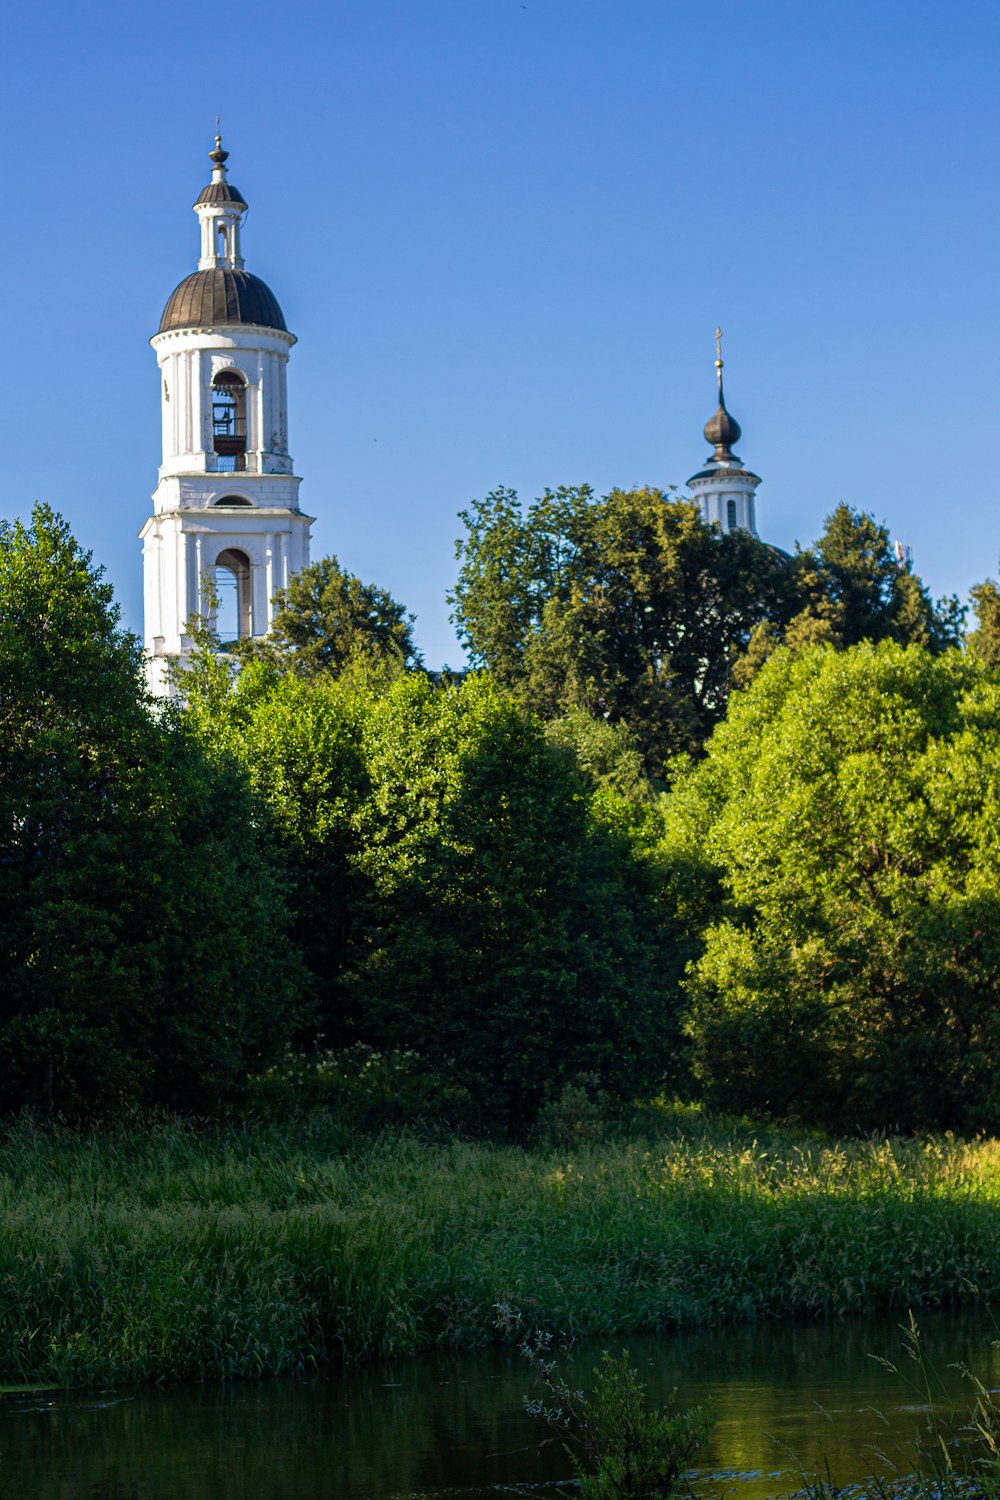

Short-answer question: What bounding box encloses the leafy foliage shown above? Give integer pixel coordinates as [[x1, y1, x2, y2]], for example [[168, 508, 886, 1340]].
[[239, 554, 421, 677], [176, 651, 371, 1053], [0, 505, 300, 1114], [451, 485, 794, 772], [179, 656, 686, 1134], [671, 639, 1000, 1131], [348, 673, 684, 1132], [968, 577, 1000, 668], [734, 505, 962, 684], [498, 1304, 714, 1500]]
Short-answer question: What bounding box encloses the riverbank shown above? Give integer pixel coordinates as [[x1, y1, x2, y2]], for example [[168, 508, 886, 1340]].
[[5, 1109, 1000, 1386]]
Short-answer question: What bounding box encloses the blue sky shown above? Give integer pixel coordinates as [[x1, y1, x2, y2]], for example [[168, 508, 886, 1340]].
[[0, 0, 996, 665]]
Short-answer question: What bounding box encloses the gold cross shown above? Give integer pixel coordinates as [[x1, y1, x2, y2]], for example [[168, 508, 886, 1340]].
[[715, 327, 723, 365]]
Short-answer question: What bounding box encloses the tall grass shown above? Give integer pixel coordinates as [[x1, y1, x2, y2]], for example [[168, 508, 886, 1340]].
[[4, 1109, 1000, 1386]]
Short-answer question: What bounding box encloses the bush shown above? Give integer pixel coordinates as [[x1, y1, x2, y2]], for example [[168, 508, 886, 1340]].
[[498, 1304, 714, 1500], [249, 1044, 475, 1135]]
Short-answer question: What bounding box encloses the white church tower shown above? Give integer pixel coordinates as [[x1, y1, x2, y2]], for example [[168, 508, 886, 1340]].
[[687, 330, 761, 537], [140, 136, 312, 693]]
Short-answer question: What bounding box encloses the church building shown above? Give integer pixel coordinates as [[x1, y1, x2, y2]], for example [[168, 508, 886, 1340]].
[[687, 332, 761, 537], [140, 137, 312, 695], [139, 144, 761, 692]]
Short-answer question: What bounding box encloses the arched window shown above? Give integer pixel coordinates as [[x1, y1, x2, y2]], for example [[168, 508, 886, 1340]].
[[212, 371, 247, 472], [214, 548, 252, 641], [213, 495, 253, 507], [726, 498, 738, 531]]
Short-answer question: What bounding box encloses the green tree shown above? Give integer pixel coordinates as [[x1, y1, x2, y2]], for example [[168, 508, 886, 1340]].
[[348, 673, 684, 1132], [792, 504, 959, 650], [669, 639, 1000, 1132], [243, 555, 421, 677], [0, 505, 300, 1114], [177, 651, 370, 1051], [731, 505, 960, 685], [968, 578, 1000, 667], [452, 486, 793, 772], [179, 654, 687, 1133]]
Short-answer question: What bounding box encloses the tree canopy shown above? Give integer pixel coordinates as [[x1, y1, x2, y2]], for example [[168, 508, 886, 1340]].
[[666, 639, 1000, 1133], [968, 577, 1000, 668], [241, 555, 421, 678], [451, 485, 793, 772], [734, 505, 962, 684], [0, 505, 300, 1115], [178, 655, 686, 1133]]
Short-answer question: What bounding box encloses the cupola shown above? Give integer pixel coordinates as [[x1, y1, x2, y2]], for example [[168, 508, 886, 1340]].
[[686, 330, 762, 537], [158, 134, 287, 334]]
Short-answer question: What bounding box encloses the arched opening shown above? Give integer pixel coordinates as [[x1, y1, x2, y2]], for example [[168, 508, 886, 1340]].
[[212, 371, 247, 472], [213, 495, 253, 507], [726, 498, 738, 531], [214, 548, 252, 642]]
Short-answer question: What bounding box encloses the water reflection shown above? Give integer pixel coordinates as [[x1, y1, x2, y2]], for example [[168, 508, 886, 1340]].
[[0, 1307, 997, 1500]]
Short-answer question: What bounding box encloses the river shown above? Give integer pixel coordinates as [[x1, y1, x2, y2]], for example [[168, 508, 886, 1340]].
[[4, 1306, 998, 1499]]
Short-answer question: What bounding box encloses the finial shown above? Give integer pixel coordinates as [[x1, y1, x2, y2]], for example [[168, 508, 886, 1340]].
[[714, 327, 725, 397], [209, 119, 229, 168]]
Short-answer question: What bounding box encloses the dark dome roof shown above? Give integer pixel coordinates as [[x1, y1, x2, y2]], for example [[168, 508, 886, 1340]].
[[158, 268, 287, 333], [703, 401, 742, 454], [195, 180, 247, 208]]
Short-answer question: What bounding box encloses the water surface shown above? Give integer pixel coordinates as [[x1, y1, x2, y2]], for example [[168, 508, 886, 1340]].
[[4, 1306, 998, 1500]]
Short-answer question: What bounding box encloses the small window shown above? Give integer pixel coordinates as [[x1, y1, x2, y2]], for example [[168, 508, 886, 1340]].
[[214, 495, 252, 507], [726, 498, 737, 530]]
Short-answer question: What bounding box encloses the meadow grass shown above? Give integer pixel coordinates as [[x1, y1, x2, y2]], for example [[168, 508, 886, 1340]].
[[3, 1107, 1000, 1386]]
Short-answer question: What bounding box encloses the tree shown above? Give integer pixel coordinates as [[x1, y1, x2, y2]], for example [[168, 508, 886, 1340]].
[[731, 505, 961, 685], [667, 639, 1000, 1132], [451, 486, 794, 772], [178, 655, 688, 1134], [243, 555, 421, 677], [0, 505, 300, 1114], [347, 673, 685, 1133], [968, 577, 1000, 667], [791, 504, 960, 650], [177, 651, 370, 1052]]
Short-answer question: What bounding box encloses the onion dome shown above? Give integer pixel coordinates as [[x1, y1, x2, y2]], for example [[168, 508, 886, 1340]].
[[158, 268, 287, 333], [703, 399, 742, 459], [703, 329, 742, 462]]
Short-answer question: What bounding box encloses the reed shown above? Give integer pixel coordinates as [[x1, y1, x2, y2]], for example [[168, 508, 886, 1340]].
[[3, 1109, 1000, 1386]]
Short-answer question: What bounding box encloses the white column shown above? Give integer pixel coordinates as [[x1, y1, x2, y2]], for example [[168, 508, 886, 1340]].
[[251, 562, 268, 637], [177, 529, 189, 645], [256, 356, 267, 460], [273, 532, 285, 604], [152, 531, 163, 640], [278, 355, 288, 452], [179, 350, 190, 458], [265, 533, 275, 627], [197, 348, 207, 460], [159, 358, 171, 466]]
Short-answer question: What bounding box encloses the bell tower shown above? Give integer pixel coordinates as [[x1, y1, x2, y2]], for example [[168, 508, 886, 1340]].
[[686, 330, 761, 537], [140, 135, 312, 693]]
